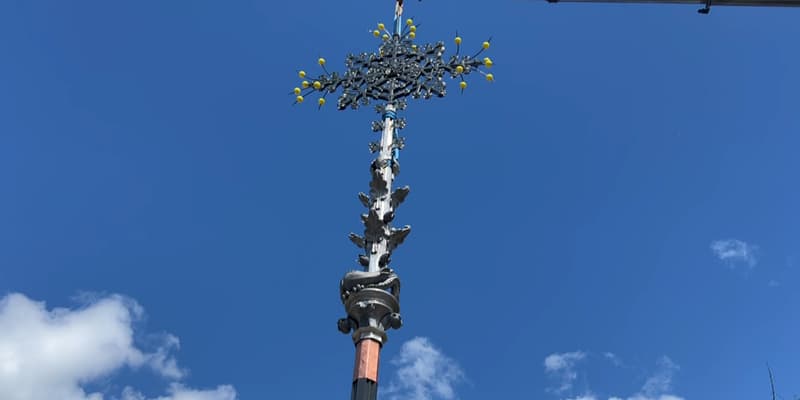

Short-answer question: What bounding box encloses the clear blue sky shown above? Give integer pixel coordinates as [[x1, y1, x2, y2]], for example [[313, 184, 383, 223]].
[[1, 1, 798, 400]]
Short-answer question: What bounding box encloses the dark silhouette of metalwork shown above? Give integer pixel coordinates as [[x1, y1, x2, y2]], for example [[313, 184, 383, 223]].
[[291, 2, 493, 399]]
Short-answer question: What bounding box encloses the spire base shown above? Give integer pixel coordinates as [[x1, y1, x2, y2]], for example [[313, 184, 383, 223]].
[[338, 285, 402, 345]]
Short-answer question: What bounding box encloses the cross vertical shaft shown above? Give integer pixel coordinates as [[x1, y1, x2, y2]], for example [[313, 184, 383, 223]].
[[345, 101, 404, 400], [369, 103, 397, 272]]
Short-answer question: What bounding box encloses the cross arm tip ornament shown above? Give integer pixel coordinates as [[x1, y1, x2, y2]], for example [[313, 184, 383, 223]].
[[290, 19, 495, 110]]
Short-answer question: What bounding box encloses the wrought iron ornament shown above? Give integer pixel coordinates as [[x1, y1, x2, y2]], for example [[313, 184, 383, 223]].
[[291, 5, 492, 399], [292, 20, 494, 109], [292, 17, 493, 340]]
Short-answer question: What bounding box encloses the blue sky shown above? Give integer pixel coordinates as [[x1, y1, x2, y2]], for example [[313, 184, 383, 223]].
[[1, 1, 799, 399]]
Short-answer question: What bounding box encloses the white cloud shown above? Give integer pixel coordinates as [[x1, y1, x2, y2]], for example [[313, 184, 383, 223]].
[[120, 384, 237, 400], [640, 357, 678, 396], [710, 239, 758, 268], [384, 337, 465, 400], [144, 334, 186, 380], [543, 353, 684, 400], [0, 293, 235, 400], [565, 395, 596, 400], [544, 351, 587, 394], [610, 356, 685, 400]]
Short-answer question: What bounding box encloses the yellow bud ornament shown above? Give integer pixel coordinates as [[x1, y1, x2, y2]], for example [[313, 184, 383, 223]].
[[302, 80, 310, 88], [409, 32, 416, 39], [460, 81, 467, 90], [406, 18, 414, 26], [373, 30, 381, 37], [299, 70, 306, 78], [410, 25, 416, 32], [318, 58, 326, 66], [293, 87, 301, 95], [318, 98, 326, 106], [378, 22, 385, 31], [483, 57, 493, 68], [296, 95, 304, 103], [454, 36, 462, 45], [455, 65, 464, 74], [382, 33, 389, 41], [482, 41, 490, 50], [313, 81, 322, 90], [486, 74, 494, 82]]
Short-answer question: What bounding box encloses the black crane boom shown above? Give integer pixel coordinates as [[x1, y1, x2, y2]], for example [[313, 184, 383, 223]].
[[547, 0, 800, 13]]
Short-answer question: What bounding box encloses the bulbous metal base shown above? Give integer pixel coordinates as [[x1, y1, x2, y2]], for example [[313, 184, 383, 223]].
[[338, 287, 402, 345]]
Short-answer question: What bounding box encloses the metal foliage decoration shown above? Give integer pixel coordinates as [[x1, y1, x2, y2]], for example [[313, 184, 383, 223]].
[[291, 19, 494, 110]]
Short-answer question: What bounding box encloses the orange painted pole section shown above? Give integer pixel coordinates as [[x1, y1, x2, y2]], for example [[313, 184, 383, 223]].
[[353, 339, 381, 382]]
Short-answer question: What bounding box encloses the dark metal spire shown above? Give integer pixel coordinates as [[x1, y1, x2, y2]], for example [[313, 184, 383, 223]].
[[292, 2, 493, 399]]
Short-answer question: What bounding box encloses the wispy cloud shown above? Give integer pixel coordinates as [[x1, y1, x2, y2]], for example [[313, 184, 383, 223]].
[[384, 337, 465, 400], [711, 239, 758, 268], [638, 356, 681, 399], [610, 356, 685, 400], [544, 351, 587, 394], [0, 293, 236, 400], [603, 352, 623, 367], [565, 395, 597, 400], [120, 384, 237, 400], [543, 352, 684, 400]]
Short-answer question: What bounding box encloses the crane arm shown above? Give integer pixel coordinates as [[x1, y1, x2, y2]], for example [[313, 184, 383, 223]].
[[546, 0, 800, 13]]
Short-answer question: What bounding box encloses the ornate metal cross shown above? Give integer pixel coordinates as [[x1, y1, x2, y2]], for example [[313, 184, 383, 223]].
[[292, 2, 493, 399]]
